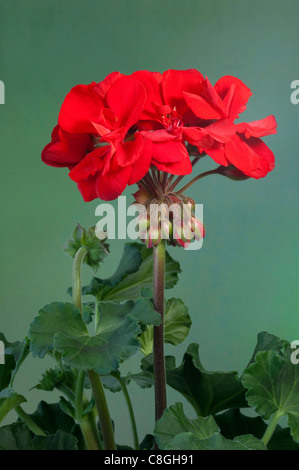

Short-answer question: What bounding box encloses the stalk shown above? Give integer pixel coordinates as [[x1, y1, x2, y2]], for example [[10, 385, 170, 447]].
[[15, 406, 46, 436], [261, 411, 283, 446], [153, 240, 167, 421], [72, 246, 116, 450]]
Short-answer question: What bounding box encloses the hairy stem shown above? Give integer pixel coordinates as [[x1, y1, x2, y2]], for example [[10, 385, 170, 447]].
[[73, 246, 116, 450], [153, 240, 167, 422], [15, 406, 46, 436], [116, 376, 139, 450], [176, 168, 219, 195], [261, 411, 283, 446], [87, 370, 116, 450]]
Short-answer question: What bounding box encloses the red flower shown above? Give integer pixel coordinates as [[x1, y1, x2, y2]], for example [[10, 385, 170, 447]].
[[183, 75, 277, 178], [42, 74, 152, 201], [132, 69, 208, 175], [42, 69, 277, 203]]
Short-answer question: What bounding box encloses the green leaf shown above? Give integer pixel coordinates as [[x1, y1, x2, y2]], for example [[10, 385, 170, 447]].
[[268, 427, 299, 450], [0, 422, 78, 450], [154, 402, 219, 449], [33, 367, 70, 392], [242, 343, 299, 443], [28, 401, 80, 436], [142, 343, 247, 416], [0, 422, 34, 450], [64, 224, 109, 273], [215, 408, 266, 439], [139, 298, 191, 355], [165, 432, 266, 450], [0, 388, 26, 422], [29, 299, 160, 374], [33, 430, 78, 450], [164, 298, 191, 346], [28, 401, 84, 448], [82, 242, 181, 301], [0, 333, 29, 388], [28, 302, 86, 358], [215, 409, 299, 450], [246, 331, 285, 366]]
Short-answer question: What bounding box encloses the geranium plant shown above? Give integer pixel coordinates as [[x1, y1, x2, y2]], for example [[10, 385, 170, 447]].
[[2, 69, 297, 452]]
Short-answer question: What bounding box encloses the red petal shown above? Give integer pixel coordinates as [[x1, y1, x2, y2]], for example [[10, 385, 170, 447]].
[[236, 115, 277, 138], [95, 165, 131, 201], [116, 133, 147, 167], [69, 147, 108, 182], [205, 142, 229, 166], [238, 137, 275, 178], [153, 154, 192, 175], [128, 137, 152, 184], [183, 127, 214, 147], [142, 129, 178, 142], [151, 140, 188, 163], [58, 83, 104, 134], [93, 72, 123, 101], [77, 175, 98, 202], [161, 69, 204, 116], [203, 119, 236, 143], [106, 76, 146, 129], [225, 134, 261, 172], [42, 126, 92, 167], [214, 76, 252, 120], [131, 70, 163, 120], [183, 91, 224, 120]]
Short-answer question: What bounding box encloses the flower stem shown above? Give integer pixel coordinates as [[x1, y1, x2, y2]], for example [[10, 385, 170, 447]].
[[261, 411, 283, 446], [15, 406, 46, 436], [72, 246, 116, 450], [153, 240, 167, 422], [176, 168, 219, 195], [87, 370, 116, 450], [116, 376, 139, 450]]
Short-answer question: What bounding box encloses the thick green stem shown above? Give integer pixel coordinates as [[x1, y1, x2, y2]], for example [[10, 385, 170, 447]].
[[72, 246, 116, 450], [261, 411, 283, 446], [80, 408, 104, 450], [15, 406, 46, 436], [117, 377, 139, 450], [87, 370, 116, 450], [153, 240, 167, 422], [75, 370, 86, 421]]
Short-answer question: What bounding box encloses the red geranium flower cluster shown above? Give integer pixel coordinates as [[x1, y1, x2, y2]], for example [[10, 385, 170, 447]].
[[42, 69, 277, 201]]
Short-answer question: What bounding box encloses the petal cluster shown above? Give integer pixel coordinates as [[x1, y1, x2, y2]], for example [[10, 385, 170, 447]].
[[42, 70, 277, 201]]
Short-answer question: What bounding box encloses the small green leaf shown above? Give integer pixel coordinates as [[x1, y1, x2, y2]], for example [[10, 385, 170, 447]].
[[154, 402, 219, 449], [64, 224, 109, 273], [164, 298, 191, 346], [0, 388, 26, 422], [82, 242, 181, 301], [139, 298, 191, 355], [242, 343, 299, 443]]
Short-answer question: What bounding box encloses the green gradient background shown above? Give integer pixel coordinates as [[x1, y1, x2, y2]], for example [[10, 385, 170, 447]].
[[0, 0, 298, 446]]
